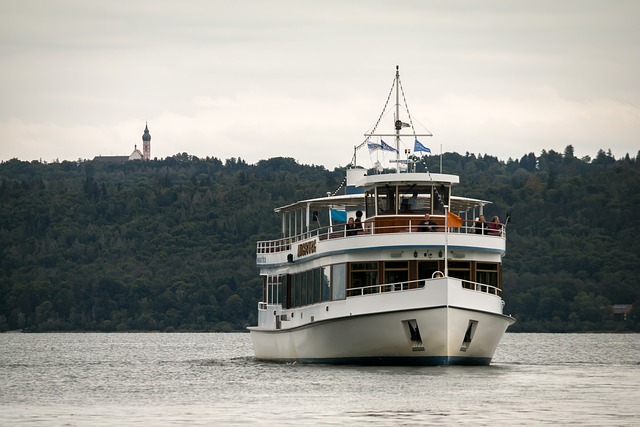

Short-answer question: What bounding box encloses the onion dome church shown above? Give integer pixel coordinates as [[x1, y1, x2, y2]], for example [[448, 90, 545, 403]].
[[92, 122, 152, 163], [142, 122, 151, 160], [128, 123, 151, 160]]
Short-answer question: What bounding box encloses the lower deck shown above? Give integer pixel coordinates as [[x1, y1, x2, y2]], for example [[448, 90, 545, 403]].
[[261, 258, 502, 311]]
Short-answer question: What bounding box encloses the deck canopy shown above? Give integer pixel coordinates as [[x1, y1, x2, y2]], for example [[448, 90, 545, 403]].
[[275, 193, 488, 215]]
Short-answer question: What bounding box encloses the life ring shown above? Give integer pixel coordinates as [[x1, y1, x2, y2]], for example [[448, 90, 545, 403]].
[[432, 271, 444, 279]]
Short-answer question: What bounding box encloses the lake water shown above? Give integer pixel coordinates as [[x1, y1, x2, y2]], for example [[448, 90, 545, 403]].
[[0, 333, 638, 426]]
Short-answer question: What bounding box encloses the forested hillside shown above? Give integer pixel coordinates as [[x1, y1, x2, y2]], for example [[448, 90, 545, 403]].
[[1, 147, 639, 332]]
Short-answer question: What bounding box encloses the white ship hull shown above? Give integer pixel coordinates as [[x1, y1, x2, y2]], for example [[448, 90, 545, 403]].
[[249, 278, 515, 365]]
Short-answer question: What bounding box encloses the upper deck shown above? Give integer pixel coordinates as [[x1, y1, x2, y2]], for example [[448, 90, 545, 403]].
[[257, 215, 505, 267]]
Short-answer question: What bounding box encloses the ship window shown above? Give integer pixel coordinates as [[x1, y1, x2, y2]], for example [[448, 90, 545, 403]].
[[266, 275, 281, 304], [398, 186, 430, 214], [289, 269, 327, 307], [476, 262, 499, 289], [306, 270, 314, 304], [349, 262, 378, 296], [332, 263, 346, 300], [432, 185, 449, 215], [365, 190, 375, 218], [282, 275, 291, 309], [418, 261, 440, 282], [376, 186, 396, 214], [321, 266, 331, 302], [301, 271, 308, 306], [294, 273, 301, 307], [384, 261, 408, 291], [448, 261, 471, 282], [261, 275, 267, 303], [312, 269, 321, 304]]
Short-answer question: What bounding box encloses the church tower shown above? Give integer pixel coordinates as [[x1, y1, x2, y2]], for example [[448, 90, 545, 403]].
[[142, 122, 151, 160]]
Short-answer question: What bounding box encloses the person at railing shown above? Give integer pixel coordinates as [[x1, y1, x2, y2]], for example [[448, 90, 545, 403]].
[[474, 215, 486, 235], [488, 216, 502, 235], [418, 213, 437, 232], [346, 217, 358, 236], [354, 210, 364, 234]]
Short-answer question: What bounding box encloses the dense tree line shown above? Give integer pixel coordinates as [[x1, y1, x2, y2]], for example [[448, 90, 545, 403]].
[[0, 147, 639, 332]]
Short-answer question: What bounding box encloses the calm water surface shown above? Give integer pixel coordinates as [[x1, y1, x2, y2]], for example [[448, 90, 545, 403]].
[[0, 333, 638, 426]]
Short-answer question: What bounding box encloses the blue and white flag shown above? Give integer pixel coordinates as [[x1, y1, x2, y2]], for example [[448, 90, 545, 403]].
[[380, 140, 398, 153], [330, 209, 347, 223], [414, 139, 431, 153], [367, 140, 382, 153]]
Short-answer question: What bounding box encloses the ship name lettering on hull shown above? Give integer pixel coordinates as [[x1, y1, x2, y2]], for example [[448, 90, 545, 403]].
[[297, 240, 317, 257]]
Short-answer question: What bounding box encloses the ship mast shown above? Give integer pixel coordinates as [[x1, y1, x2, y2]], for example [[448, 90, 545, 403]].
[[394, 65, 402, 171], [364, 65, 432, 173]]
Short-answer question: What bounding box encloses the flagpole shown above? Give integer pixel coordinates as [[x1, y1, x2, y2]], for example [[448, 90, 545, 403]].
[[444, 204, 449, 277], [353, 145, 357, 168], [394, 65, 401, 173], [440, 144, 443, 173]]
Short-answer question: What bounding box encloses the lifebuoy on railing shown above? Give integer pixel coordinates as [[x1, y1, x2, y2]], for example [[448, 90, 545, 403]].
[[432, 271, 444, 278]]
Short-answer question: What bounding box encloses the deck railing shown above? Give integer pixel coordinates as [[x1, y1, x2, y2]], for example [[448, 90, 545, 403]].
[[256, 276, 502, 312], [256, 277, 502, 314], [345, 277, 502, 298], [346, 278, 426, 296], [256, 218, 505, 254], [459, 279, 502, 297]]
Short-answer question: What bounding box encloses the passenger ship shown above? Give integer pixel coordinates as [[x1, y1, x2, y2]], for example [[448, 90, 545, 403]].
[[248, 67, 515, 365]]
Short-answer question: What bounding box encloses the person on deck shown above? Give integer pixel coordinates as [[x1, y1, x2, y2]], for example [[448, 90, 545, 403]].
[[418, 213, 437, 232], [488, 216, 502, 235], [354, 210, 364, 233], [474, 215, 486, 235], [346, 217, 358, 236]]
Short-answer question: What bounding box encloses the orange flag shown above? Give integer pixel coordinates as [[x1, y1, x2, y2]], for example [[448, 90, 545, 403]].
[[447, 211, 463, 228]]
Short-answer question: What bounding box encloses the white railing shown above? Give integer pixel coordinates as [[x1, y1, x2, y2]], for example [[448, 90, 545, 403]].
[[346, 278, 426, 297], [459, 279, 502, 297], [256, 276, 502, 312], [256, 219, 506, 254], [345, 277, 502, 298]]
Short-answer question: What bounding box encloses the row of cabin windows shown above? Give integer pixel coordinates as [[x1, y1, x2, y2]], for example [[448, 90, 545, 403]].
[[262, 260, 501, 309]]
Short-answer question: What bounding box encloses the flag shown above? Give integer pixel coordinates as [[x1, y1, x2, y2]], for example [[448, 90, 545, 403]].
[[447, 211, 463, 228], [414, 139, 431, 153], [367, 140, 381, 153], [380, 140, 398, 153], [330, 209, 347, 223], [401, 122, 411, 127]]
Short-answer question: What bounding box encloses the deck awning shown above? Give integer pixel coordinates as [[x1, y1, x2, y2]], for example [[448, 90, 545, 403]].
[[275, 194, 490, 214]]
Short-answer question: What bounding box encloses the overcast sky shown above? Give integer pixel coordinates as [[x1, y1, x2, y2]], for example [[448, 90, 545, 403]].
[[1, 0, 638, 169]]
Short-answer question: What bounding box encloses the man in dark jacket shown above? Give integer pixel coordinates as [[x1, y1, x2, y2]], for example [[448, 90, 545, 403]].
[[418, 213, 437, 232]]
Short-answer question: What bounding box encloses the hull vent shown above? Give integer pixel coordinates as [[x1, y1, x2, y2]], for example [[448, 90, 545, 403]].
[[460, 319, 479, 352], [405, 319, 425, 351]]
